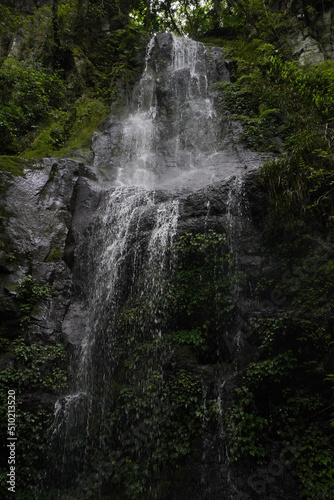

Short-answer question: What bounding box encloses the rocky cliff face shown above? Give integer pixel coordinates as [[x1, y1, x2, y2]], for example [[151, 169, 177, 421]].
[[0, 169, 299, 499], [270, 0, 334, 63], [0, 159, 96, 366], [0, 33, 302, 499]]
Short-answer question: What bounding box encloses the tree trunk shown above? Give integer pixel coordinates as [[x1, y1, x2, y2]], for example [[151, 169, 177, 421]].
[[52, 0, 62, 71]]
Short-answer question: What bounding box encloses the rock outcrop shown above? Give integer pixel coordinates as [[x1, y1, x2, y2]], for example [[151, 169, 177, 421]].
[[0, 33, 302, 500]]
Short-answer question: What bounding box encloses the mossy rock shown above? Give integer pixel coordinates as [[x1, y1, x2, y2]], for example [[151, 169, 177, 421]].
[[45, 246, 63, 263], [4, 282, 19, 294], [24, 97, 109, 160], [0, 156, 33, 176]]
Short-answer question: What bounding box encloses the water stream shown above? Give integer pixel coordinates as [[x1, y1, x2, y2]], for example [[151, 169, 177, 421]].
[[49, 33, 267, 499]]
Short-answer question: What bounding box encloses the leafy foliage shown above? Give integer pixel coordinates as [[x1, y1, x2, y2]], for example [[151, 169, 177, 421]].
[[130, 0, 216, 38], [0, 4, 22, 38], [224, 242, 334, 496], [209, 16, 334, 494], [25, 97, 109, 159], [1, 1, 334, 498], [0, 270, 68, 497], [0, 60, 65, 154], [15, 275, 51, 329], [52, 230, 235, 497], [0, 336, 67, 497], [218, 0, 289, 41], [225, 385, 269, 459], [215, 51, 334, 236], [0, 339, 67, 394], [0, 0, 147, 157], [173, 231, 234, 322]]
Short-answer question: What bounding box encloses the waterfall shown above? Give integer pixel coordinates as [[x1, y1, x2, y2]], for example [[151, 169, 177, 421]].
[[51, 187, 179, 493], [49, 33, 269, 499], [91, 33, 264, 192], [110, 34, 216, 189]]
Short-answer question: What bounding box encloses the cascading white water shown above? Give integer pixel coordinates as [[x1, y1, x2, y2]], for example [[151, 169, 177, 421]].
[[51, 187, 180, 493], [92, 33, 263, 192], [114, 34, 216, 189], [53, 34, 227, 493], [50, 33, 269, 499]]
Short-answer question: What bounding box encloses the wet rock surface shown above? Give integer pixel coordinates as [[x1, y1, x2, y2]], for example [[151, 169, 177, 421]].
[[0, 35, 299, 500], [0, 162, 298, 500], [92, 33, 273, 191], [0, 158, 97, 348]]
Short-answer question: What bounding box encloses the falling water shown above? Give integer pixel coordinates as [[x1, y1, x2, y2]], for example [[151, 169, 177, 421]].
[[51, 187, 179, 491], [92, 33, 258, 192], [114, 35, 215, 189], [49, 33, 269, 499]]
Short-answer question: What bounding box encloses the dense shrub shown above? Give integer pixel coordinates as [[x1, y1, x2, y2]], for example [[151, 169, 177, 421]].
[[0, 60, 65, 154]]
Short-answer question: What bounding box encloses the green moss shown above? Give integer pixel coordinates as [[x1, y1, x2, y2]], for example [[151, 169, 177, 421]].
[[0, 156, 33, 176], [24, 97, 109, 160], [60, 98, 109, 157], [201, 37, 226, 47], [3, 282, 19, 293], [45, 246, 63, 262]]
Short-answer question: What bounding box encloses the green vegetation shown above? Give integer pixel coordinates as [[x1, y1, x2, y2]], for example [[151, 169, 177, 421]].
[[24, 97, 109, 159], [104, 231, 235, 497], [171, 231, 235, 353], [0, 336, 67, 497], [1, 0, 334, 498], [52, 230, 235, 498], [0, 0, 147, 159], [0, 338, 67, 393], [0, 55, 111, 158], [0, 271, 68, 498], [209, 11, 334, 496], [211, 25, 334, 496], [15, 274, 51, 329], [131, 0, 216, 38], [0, 59, 65, 155], [46, 246, 63, 263], [0, 156, 34, 176], [224, 247, 334, 497], [0, 0, 332, 161]]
